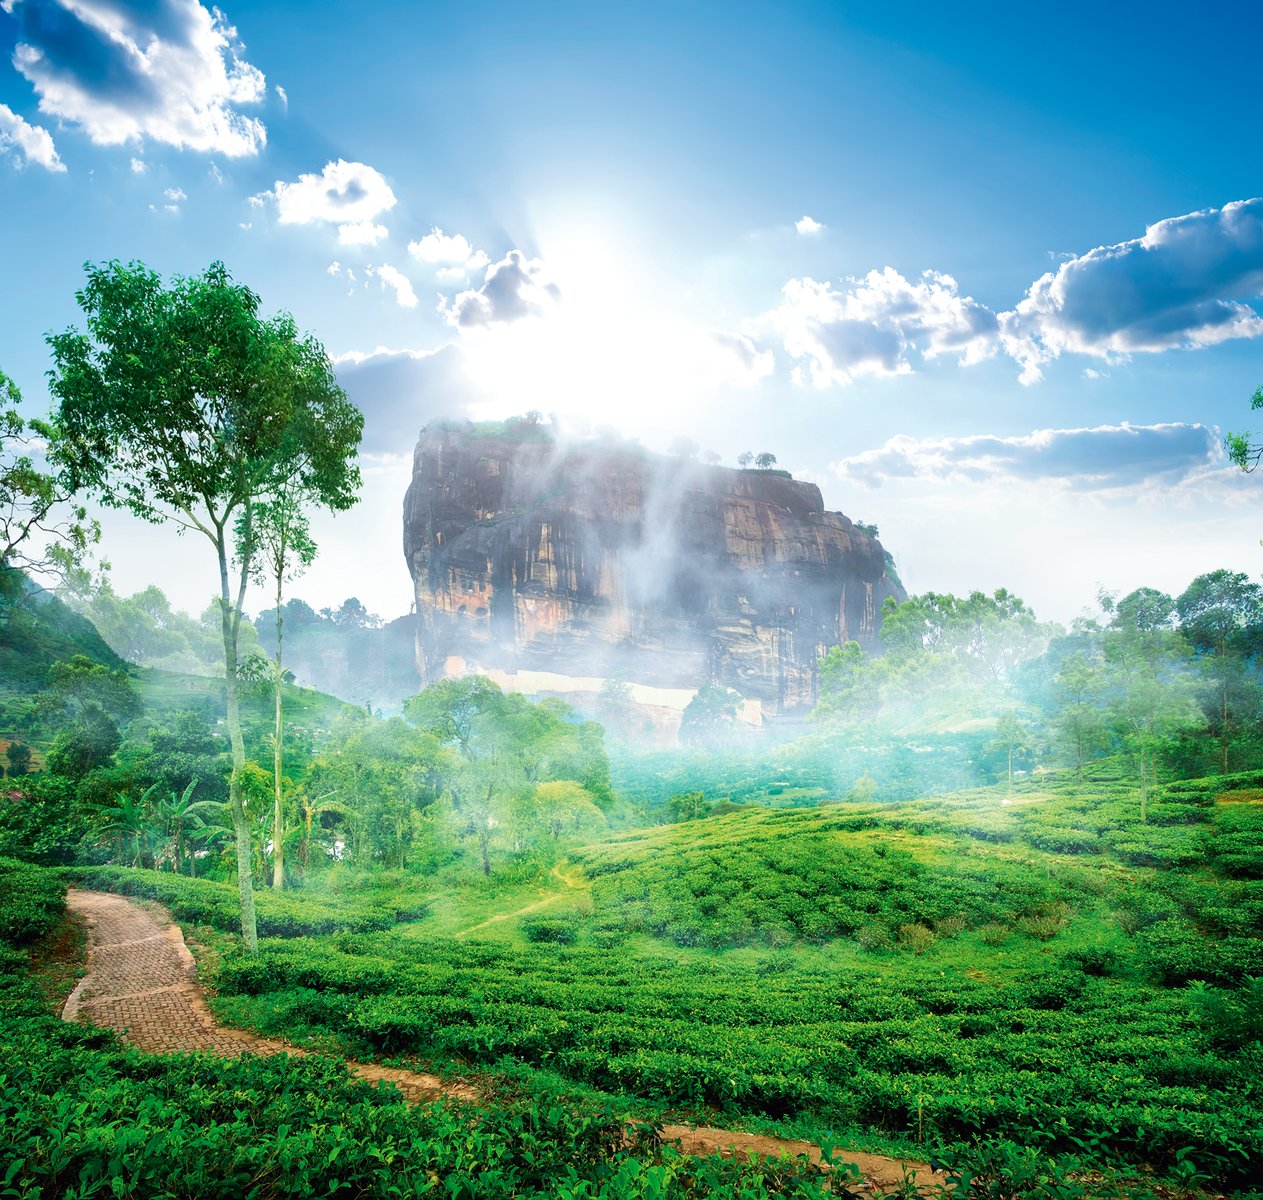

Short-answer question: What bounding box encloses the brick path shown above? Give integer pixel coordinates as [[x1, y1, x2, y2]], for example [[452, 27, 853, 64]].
[[62, 889, 476, 1100]]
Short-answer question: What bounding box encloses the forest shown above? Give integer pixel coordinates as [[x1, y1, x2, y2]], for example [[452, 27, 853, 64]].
[[1, 262, 1261, 1199]]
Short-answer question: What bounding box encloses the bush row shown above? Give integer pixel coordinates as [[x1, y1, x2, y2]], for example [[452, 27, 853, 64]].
[[59, 865, 429, 937]]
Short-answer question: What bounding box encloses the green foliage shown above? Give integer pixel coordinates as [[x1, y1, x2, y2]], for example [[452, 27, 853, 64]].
[[59, 866, 427, 937], [574, 807, 1072, 949], [0, 569, 125, 693], [0, 773, 92, 865], [680, 684, 745, 747], [0, 983, 834, 1199], [0, 367, 98, 586], [0, 856, 66, 945]]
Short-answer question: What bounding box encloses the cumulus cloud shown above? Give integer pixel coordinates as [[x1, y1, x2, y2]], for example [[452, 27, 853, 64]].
[[1001, 198, 1263, 384], [440, 250, 560, 328], [367, 264, 417, 309], [832, 422, 1224, 492], [128, 155, 144, 173], [408, 226, 489, 277], [795, 215, 824, 235], [6, 0, 267, 156], [767, 267, 998, 386], [0, 101, 64, 170], [260, 158, 396, 244]]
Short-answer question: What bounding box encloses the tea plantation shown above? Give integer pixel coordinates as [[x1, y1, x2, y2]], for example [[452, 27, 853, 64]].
[[4, 765, 1262, 1197]]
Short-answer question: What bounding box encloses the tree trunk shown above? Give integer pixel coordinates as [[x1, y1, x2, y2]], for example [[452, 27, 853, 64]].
[[1138, 744, 1148, 824], [218, 533, 258, 953], [478, 822, 491, 876], [1222, 676, 1229, 775], [272, 574, 285, 889]]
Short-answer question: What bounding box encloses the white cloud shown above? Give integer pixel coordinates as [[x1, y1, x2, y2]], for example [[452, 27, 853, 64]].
[[795, 215, 824, 235], [831, 422, 1226, 493], [274, 83, 287, 110], [1000, 197, 1263, 384], [338, 220, 388, 246], [326, 260, 342, 276], [164, 186, 186, 202], [367, 264, 418, 309], [7, 0, 267, 157], [408, 226, 490, 278], [767, 267, 998, 386], [0, 102, 65, 171], [706, 331, 775, 386], [129, 155, 145, 173], [440, 250, 560, 328], [409, 227, 475, 263], [261, 158, 396, 243]]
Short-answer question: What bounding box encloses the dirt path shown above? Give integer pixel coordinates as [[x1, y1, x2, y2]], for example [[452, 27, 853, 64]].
[[63, 888, 939, 1193], [457, 863, 585, 935]]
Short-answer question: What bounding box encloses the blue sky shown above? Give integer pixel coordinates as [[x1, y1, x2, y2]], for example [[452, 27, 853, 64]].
[[3, 0, 1263, 624]]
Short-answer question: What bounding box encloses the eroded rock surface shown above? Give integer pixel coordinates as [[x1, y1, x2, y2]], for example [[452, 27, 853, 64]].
[[403, 423, 903, 722]]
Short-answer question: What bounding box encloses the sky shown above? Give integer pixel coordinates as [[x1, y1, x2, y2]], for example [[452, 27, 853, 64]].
[[3, 0, 1263, 627]]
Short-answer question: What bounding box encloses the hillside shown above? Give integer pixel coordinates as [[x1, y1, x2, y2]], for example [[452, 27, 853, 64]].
[[0, 570, 125, 694], [82, 764, 1260, 1196]]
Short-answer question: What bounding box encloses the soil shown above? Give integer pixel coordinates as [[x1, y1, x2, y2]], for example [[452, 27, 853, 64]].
[[64, 887, 940, 1192]]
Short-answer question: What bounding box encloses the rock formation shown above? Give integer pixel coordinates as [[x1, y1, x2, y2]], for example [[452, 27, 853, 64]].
[[403, 420, 904, 727]]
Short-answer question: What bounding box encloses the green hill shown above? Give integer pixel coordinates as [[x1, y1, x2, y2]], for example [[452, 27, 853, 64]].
[[0, 570, 125, 694]]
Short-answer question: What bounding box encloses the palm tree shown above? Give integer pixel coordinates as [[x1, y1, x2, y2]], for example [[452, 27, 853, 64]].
[[97, 788, 157, 867], [155, 782, 226, 875], [294, 789, 351, 879]]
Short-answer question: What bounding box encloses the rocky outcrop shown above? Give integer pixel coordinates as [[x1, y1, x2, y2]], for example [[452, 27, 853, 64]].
[[403, 422, 903, 723]]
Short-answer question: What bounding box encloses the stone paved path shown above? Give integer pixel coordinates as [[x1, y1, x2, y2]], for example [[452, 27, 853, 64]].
[[62, 889, 937, 1193]]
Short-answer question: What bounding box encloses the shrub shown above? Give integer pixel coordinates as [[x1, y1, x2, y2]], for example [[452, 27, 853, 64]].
[[897, 923, 935, 954], [980, 922, 1010, 947], [856, 923, 894, 952], [0, 857, 65, 946], [521, 917, 579, 944]]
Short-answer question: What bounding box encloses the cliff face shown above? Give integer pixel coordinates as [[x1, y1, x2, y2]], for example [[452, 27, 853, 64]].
[[403, 424, 904, 721]]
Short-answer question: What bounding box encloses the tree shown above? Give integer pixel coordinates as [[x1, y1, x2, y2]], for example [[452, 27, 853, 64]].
[[4, 740, 32, 778], [0, 367, 98, 589], [405, 675, 612, 872], [754, 452, 777, 470], [1225, 384, 1263, 471], [814, 641, 882, 724], [531, 779, 606, 840], [679, 684, 744, 746], [737, 451, 754, 468], [43, 260, 363, 951], [1103, 589, 1203, 820], [991, 709, 1032, 793], [1176, 569, 1263, 773], [1049, 649, 1110, 782], [239, 484, 317, 888], [38, 655, 142, 779]]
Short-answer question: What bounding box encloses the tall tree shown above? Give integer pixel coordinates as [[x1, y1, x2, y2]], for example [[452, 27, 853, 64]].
[[43, 261, 362, 950], [1102, 589, 1203, 820], [239, 484, 317, 888], [1176, 569, 1263, 774]]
